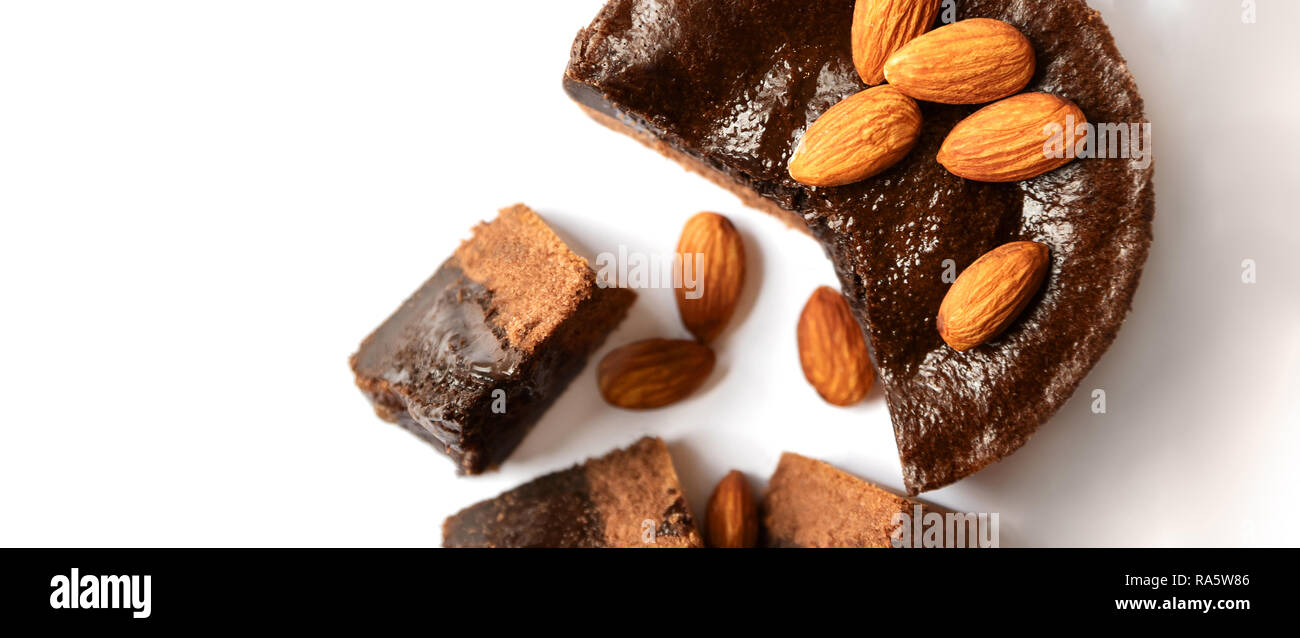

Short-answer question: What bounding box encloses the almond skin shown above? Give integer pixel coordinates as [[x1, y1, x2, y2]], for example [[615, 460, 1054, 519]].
[[797, 286, 875, 406], [937, 92, 1087, 182], [852, 0, 941, 85], [706, 470, 758, 549], [676, 212, 746, 343], [788, 85, 922, 187], [597, 339, 716, 409], [937, 241, 1050, 351], [883, 18, 1035, 105]]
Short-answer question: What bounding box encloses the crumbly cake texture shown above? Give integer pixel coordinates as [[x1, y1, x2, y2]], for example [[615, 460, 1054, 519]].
[[455, 204, 594, 352], [565, 0, 1154, 494], [762, 452, 935, 548], [443, 437, 704, 548], [350, 204, 636, 474]]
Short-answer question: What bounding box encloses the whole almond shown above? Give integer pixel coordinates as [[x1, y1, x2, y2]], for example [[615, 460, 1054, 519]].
[[937, 241, 1050, 351], [788, 85, 922, 187], [852, 0, 941, 85], [597, 339, 716, 409], [706, 470, 758, 549], [883, 18, 1035, 105], [937, 92, 1087, 182], [797, 286, 875, 406], [676, 212, 746, 343]]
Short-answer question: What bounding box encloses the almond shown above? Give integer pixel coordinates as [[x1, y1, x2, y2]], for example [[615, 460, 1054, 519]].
[[937, 92, 1087, 182], [852, 0, 941, 85], [676, 212, 746, 343], [788, 85, 922, 187], [937, 241, 1050, 351], [706, 470, 758, 549], [883, 18, 1035, 105], [597, 339, 716, 409], [797, 286, 875, 406]]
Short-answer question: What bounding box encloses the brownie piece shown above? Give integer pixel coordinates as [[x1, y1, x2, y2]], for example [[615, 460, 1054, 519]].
[[565, 0, 1154, 493], [762, 453, 942, 548], [350, 204, 636, 474], [443, 437, 703, 547]]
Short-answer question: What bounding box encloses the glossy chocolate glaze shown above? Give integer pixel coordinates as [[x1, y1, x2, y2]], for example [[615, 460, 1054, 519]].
[[566, 0, 1153, 493], [352, 261, 538, 473]]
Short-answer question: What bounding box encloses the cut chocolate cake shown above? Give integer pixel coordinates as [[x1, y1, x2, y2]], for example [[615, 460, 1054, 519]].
[[443, 437, 703, 547], [565, 0, 1154, 493], [763, 453, 947, 548], [351, 204, 636, 474]]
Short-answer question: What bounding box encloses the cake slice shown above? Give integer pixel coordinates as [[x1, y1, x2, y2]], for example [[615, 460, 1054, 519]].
[[763, 453, 956, 548], [443, 437, 703, 548], [350, 204, 636, 474], [565, 0, 1154, 493]]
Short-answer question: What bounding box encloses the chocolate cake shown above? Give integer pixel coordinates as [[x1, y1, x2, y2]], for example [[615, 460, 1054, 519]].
[[564, 0, 1154, 493], [350, 204, 636, 474], [443, 437, 703, 547], [762, 452, 944, 548]]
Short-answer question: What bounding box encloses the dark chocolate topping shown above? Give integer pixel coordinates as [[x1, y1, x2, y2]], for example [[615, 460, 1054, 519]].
[[566, 0, 1153, 493], [351, 260, 526, 470], [443, 464, 607, 547]]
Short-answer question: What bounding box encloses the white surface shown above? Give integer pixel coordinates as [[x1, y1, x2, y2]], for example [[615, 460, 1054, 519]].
[[0, 0, 1296, 547]]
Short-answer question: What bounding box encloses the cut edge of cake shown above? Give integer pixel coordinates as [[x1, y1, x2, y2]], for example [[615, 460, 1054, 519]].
[[350, 204, 636, 474], [443, 436, 704, 548]]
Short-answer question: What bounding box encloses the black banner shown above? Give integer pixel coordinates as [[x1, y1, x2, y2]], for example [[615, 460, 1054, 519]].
[[1, 548, 1290, 627]]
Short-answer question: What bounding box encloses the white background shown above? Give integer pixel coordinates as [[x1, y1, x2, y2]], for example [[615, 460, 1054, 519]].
[[1, 0, 1296, 547]]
